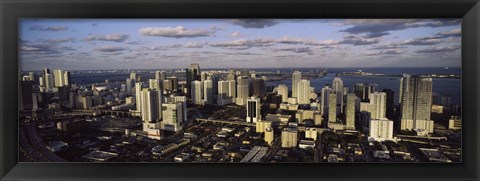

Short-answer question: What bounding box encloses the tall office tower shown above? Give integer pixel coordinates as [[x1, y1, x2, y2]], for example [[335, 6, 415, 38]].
[[203, 79, 214, 104], [291, 71, 302, 98], [155, 71, 166, 80], [130, 72, 137, 81], [369, 92, 387, 119], [281, 127, 298, 148], [191, 80, 203, 105], [42, 68, 50, 76], [140, 88, 163, 122], [400, 75, 434, 132], [367, 83, 378, 100], [19, 80, 34, 111], [167, 76, 178, 91], [217, 80, 230, 100], [382, 89, 395, 120], [253, 78, 266, 98], [369, 118, 394, 141], [149, 79, 161, 90], [346, 93, 356, 130], [277, 84, 289, 103], [135, 82, 143, 111], [227, 70, 236, 81], [354, 83, 367, 101], [297, 79, 311, 104], [161, 102, 184, 132], [45, 73, 54, 92], [320, 86, 332, 116], [126, 78, 134, 95], [53, 69, 65, 87], [228, 80, 236, 100], [186, 67, 198, 97], [236, 76, 249, 106], [200, 72, 207, 82], [63, 71, 70, 86], [163, 79, 172, 91], [264, 127, 274, 145], [210, 74, 219, 101], [332, 77, 344, 112], [246, 96, 261, 123], [190, 63, 201, 77], [359, 111, 371, 133], [328, 93, 338, 123]]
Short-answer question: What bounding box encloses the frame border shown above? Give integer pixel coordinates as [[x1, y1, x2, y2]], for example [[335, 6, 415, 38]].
[[1, 0, 479, 181]]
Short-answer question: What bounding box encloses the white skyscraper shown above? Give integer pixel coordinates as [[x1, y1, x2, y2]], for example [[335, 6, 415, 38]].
[[155, 70, 166, 80], [236, 76, 249, 106], [191, 80, 203, 105], [328, 93, 338, 123], [332, 77, 344, 112], [218, 80, 230, 100], [246, 96, 261, 123], [140, 88, 162, 123], [149, 79, 161, 90], [369, 118, 394, 141], [203, 79, 214, 104], [346, 93, 356, 130], [292, 71, 301, 98], [277, 84, 289, 103], [400, 75, 434, 133], [297, 80, 310, 104], [228, 80, 236, 101], [135, 82, 143, 111], [161, 102, 184, 132], [130, 72, 137, 81], [53, 69, 64, 87]]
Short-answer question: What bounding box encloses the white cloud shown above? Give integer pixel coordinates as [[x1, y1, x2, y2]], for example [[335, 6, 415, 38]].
[[139, 26, 215, 38]]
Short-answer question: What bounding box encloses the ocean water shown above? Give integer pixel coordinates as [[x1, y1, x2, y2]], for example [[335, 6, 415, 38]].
[[70, 67, 461, 104]]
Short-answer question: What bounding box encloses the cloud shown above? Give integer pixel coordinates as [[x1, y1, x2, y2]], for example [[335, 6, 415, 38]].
[[436, 28, 461, 37], [272, 46, 313, 54], [340, 19, 460, 38], [138, 26, 215, 38], [365, 49, 406, 56], [185, 42, 205, 48], [231, 19, 279, 28], [20, 43, 56, 53], [230, 31, 241, 37], [277, 36, 304, 44], [40, 37, 76, 44], [29, 25, 69, 31], [209, 38, 275, 50], [373, 44, 406, 50], [339, 35, 380, 46], [415, 46, 460, 54], [398, 36, 444, 45], [85, 34, 129, 42], [303, 39, 340, 46], [94, 46, 127, 52]]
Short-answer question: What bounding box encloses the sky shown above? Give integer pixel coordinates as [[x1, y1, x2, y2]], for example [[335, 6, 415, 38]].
[[19, 19, 461, 71]]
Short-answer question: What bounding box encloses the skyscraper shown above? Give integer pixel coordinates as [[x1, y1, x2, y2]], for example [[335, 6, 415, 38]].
[[291, 71, 301, 98], [277, 84, 288, 103], [126, 78, 134, 95], [130, 72, 137, 81], [328, 93, 338, 123], [320, 86, 332, 116], [191, 80, 203, 105], [190, 63, 200, 77], [135, 82, 143, 111], [203, 79, 214, 104], [297, 79, 311, 104], [161, 102, 184, 132], [369, 118, 394, 141], [346, 93, 356, 130], [53, 69, 65, 87], [236, 76, 249, 106], [186, 64, 200, 98], [400, 75, 434, 132], [281, 127, 298, 148], [167, 76, 178, 91], [228, 80, 236, 100], [332, 77, 344, 112], [155, 71, 166, 80], [382, 89, 395, 120], [253, 78, 266, 98], [354, 83, 367, 101], [217, 80, 230, 100], [140, 88, 162, 122], [149, 79, 161, 90], [246, 96, 261, 123]]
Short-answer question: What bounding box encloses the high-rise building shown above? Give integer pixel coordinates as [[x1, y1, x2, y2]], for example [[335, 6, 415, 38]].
[[277, 84, 289, 103], [44, 73, 54, 92], [305, 127, 318, 141], [63, 71, 70, 86], [297, 79, 310, 104], [228, 80, 236, 99], [163, 79, 172, 91], [149, 79, 161, 90], [247, 96, 261, 123], [53, 69, 65, 87], [190, 63, 200, 77], [236, 76, 249, 106], [255, 121, 271, 133], [346, 93, 356, 130], [191, 80, 203, 105], [281, 127, 298, 148], [135, 82, 143, 111], [130, 72, 137, 81], [140, 88, 162, 123], [332, 77, 344, 112], [367, 83, 378, 100], [155, 71, 166, 80], [186, 64, 200, 97], [382, 89, 395, 120], [167, 76, 178, 91], [328, 93, 338, 123], [126, 78, 134, 95], [292, 71, 301, 98], [217, 80, 233, 105], [253, 79, 266, 98], [354, 83, 367, 101], [203, 79, 214, 104], [369, 118, 394, 141], [161, 102, 184, 132], [320, 86, 332, 116], [400, 75, 434, 133]]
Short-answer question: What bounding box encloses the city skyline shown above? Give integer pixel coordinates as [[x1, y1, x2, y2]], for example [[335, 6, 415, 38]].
[[20, 19, 461, 71]]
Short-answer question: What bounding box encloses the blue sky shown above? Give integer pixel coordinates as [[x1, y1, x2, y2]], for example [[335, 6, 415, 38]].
[[19, 19, 461, 71]]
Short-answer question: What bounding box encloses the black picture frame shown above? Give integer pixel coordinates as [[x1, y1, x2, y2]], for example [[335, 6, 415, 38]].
[[1, 0, 479, 180]]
